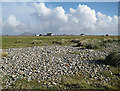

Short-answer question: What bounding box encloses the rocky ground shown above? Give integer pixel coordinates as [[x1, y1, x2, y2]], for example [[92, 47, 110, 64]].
[[0, 42, 120, 89]]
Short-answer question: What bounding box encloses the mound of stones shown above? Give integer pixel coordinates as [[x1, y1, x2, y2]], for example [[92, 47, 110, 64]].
[[0, 43, 119, 88]]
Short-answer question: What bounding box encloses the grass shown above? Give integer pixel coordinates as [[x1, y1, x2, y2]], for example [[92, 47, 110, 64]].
[[1, 35, 120, 89], [75, 39, 111, 49], [52, 40, 62, 45], [110, 67, 120, 78], [61, 75, 94, 89], [69, 51, 90, 55], [75, 37, 118, 49], [2, 68, 120, 89], [69, 52, 80, 54], [2, 35, 118, 49], [85, 43, 101, 49], [1, 51, 8, 57], [100, 71, 113, 77], [104, 49, 120, 68]]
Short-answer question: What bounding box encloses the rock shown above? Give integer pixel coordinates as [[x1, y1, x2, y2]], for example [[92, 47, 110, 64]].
[[12, 75, 16, 78], [38, 80, 41, 83], [52, 82, 57, 85]]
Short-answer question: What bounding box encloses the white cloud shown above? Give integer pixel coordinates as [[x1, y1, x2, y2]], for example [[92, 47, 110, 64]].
[[32, 3, 118, 35], [34, 3, 50, 16], [67, 4, 97, 34], [95, 12, 118, 34], [5, 15, 20, 27], [32, 3, 68, 34], [2, 15, 35, 35], [2, 3, 118, 35]]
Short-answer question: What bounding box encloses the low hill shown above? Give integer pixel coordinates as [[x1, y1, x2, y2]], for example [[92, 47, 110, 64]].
[[19, 32, 35, 35]]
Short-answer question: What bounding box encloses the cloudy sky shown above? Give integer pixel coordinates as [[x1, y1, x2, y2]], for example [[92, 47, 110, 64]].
[[2, 2, 118, 35]]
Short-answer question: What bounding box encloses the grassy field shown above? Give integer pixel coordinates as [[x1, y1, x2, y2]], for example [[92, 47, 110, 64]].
[[1, 35, 120, 89], [2, 35, 119, 49]]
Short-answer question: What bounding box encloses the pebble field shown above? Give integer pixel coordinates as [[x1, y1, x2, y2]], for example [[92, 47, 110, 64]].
[[0, 42, 120, 89]]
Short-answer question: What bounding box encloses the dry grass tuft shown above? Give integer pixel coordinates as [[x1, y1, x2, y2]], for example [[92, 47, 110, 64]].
[[1, 51, 8, 57]]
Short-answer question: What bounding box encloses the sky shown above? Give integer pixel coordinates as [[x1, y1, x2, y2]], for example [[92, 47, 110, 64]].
[[2, 2, 119, 35], [1, 0, 120, 2]]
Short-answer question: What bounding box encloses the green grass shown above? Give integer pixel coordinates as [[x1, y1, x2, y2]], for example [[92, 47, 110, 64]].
[[100, 71, 113, 77], [104, 49, 120, 68], [69, 51, 90, 55], [111, 68, 120, 74], [69, 52, 80, 54], [2, 35, 118, 49]]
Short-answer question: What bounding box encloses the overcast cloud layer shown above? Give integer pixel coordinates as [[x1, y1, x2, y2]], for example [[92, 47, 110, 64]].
[[2, 3, 118, 35]]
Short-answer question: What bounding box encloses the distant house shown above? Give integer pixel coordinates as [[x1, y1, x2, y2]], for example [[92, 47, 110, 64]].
[[47, 33, 53, 36], [106, 34, 109, 36], [35, 34, 44, 36], [63, 34, 66, 36], [39, 34, 44, 36], [80, 33, 85, 36], [35, 34, 39, 36]]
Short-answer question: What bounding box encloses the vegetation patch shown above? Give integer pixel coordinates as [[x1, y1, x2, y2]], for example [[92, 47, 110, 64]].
[[104, 50, 120, 68], [14, 40, 21, 44], [100, 71, 113, 77], [103, 38, 115, 43], [68, 52, 80, 54], [1, 51, 8, 57], [110, 67, 120, 78], [30, 40, 43, 44], [61, 39, 68, 43], [76, 41, 101, 49], [70, 39, 80, 43], [75, 38, 118, 49], [85, 43, 100, 49], [52, 41, 62, 45], [2, 35, 118, 49]]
